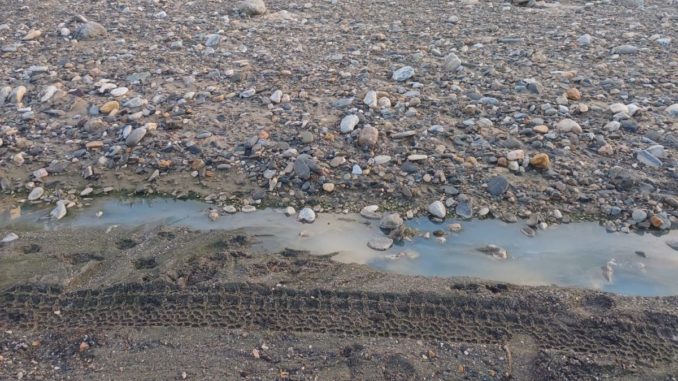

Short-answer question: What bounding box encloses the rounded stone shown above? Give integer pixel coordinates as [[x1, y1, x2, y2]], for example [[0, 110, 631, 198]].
[[380, 213, 403, 229], [487, 176, 509, 196], [428, 200, 446, 219], [530, 153, 550, 169], [298, 207, 316, 223], [28, 187, 44, 201]]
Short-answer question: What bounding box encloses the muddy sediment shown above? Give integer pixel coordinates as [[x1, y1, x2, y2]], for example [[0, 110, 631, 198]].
[[1, 226, 677, 379]]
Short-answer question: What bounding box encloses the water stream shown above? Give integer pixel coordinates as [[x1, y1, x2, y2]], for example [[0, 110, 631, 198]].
[[2, 198, 677, 296]]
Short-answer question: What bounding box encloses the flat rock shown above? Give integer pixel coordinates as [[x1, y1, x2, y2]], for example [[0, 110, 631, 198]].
[[125, 128, 147, 147], [367, 237, 394, 251], [392, 66, 415, 82], [50, 201, 67, 220], [1, 232, 19, 243], [487, 176, 509, 196]]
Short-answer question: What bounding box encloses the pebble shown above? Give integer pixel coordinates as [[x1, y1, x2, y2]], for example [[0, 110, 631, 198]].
[[298, 207, 316, 223], [665, 104, 678, 117], [205, 34, 222, 47], [340, 115, 359, 133], [238, 0, 268, 15], [392, 66, 415, 81], [455, 195, 473, 219], [506, 150, 524, 161], [110, 87, 129, 97], [270, 90, 282, 104], [612, 44, 638, 54], [2, 233, 19, 243], [533, 125, 549, 134], [631, 209, 647, 222], [448, 223, 462, 232], [242, 205, 257, 213], [477, 244, 508, 260], [373, 155, 391, 165], [487, 176, 509, 196], [358, 126, 379, 146], [28, 187, 44, 201], [367, 237, 394, 251], [363, 91, 377, 108], [360, 205, 381, 219], [443, 53, 462, 71], [40, 86, 57, 103], [380, 213, 403, 229], [609, 103, 628, 115], [636, 150, 662, 168], [22, 30, 42, 40], [407, 154, 427, 161], [428, 201, 446, 218], [556, 119, 582, 133], [577, 34, 592, 46], [530, 153, 550, 169], [50, 201, 67, 220], [521, 226, 536, 238], [125, 128, 147, 147], [74, 21, 107, 40], [284, 206, 296, 216], [322, 183, 335, 192]]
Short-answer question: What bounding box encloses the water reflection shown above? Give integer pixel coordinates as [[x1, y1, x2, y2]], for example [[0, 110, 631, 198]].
[[2, 198, 677, 296]]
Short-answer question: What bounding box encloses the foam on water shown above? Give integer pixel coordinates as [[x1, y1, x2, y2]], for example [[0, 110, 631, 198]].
[[2, 198, 677, 296]]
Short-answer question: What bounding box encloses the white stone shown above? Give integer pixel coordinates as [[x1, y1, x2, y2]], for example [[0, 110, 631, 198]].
[[428, 201, 447, 218], [298, 207, 316, 223], [556, 119, 582, 133], [340, 114, 359, 133], [110, 87, 128, 97], [443, 53, 462, 71], [242, 205, 257, 213], [373, 155, 391, 165], [392, 66, 415, 81], [28, 187, 44, 201], [407, 154, 428, 161], [2, 232, 19, 243], [270, 89, 282, 103], [609, 103, 629, 114], [50, 200, 67, 220], [363, 91, 377, 108]]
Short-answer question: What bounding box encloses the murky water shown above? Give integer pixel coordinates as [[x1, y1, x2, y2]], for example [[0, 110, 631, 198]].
[[2, 198, 678, 296]]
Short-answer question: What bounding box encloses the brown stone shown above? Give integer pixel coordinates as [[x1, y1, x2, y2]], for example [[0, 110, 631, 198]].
[[533, 125, 549, 134], [358, 126, 379, 147], [530, 153, 550, 169], [86, 141, 104, 149], [100, 101, 120, 114], [566, 88, 581, 101]]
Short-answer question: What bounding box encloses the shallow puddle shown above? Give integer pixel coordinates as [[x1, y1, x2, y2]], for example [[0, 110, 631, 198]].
[[2, 198, 678, 296]]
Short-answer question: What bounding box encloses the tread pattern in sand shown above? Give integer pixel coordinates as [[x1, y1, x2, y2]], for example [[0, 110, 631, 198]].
[[1, 282, 676, 365]]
